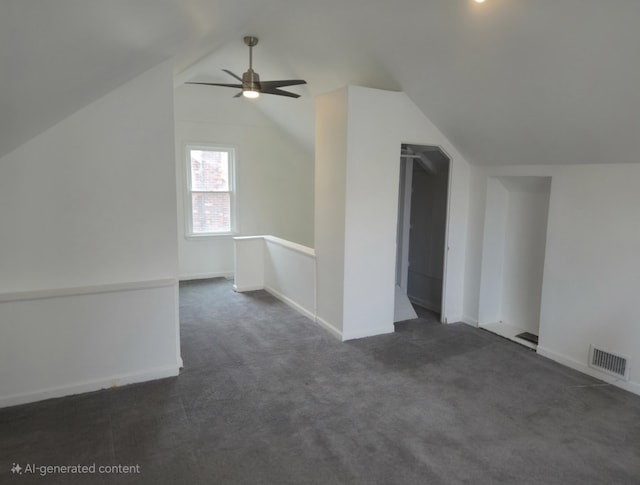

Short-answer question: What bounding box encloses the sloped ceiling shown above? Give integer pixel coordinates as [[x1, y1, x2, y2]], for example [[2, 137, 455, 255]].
[[3, 0, 640, 165]]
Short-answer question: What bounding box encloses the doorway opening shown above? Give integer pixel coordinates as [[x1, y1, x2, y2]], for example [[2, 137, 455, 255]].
[[477, 176, 552, 349], [395, 144, 450, 323]]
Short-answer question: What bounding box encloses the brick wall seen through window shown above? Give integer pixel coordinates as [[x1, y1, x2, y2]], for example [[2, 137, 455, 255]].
[[187, 147, 234, 235]]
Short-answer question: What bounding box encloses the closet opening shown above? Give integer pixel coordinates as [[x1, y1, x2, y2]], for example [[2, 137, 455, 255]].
[[478, 176, 552, 349], [394, 144, 450, 323]]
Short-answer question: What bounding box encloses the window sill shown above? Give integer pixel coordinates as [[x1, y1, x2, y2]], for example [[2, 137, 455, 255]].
[[185, 232, 237, 241]]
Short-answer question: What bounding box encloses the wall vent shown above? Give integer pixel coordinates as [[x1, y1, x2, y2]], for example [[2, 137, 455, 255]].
[[588, 345, 630, 381]]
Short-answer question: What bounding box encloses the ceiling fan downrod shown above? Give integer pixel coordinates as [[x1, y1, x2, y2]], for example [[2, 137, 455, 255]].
[[242, 36, 260, 94]]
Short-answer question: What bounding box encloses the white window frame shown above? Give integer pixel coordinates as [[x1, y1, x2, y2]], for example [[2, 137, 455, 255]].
[[184, 144, 237, 238]]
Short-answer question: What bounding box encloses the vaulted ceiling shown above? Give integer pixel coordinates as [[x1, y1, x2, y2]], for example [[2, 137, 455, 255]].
[[3, 0, 640, 165]]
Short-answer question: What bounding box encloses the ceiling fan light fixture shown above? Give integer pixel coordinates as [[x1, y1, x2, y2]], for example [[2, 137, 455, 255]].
[[241, 68, 260, 98], [242, 89, 260, 99]]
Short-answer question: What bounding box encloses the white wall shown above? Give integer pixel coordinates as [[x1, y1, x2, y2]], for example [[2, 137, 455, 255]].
[[0, 62, 180, 406], [233, 236, 325, 334], [500, 178, 550, 333], [264, 237, 316, 322], [0, 283, 178, 408], [1, 63, 178, 292], [462, 164, 489, 324], [315, 86, 472, 340], [478, 177, 551, 333], [233, 237, 265, 292], [465, 163, 640, 395], [314, 89, 349, 335], [477, 178, 508, 325], [174, 85, 314, 280]]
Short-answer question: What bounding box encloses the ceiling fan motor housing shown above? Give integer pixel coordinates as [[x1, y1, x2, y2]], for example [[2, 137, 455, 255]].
[[242, 69, 260, 91]]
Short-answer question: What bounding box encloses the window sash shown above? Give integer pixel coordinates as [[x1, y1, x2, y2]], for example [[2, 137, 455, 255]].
[[186, 145, 236, 236], [191, 192, 231, 234]]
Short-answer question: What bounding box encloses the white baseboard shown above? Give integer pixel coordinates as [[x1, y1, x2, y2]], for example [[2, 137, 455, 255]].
[[264, 286, 347, 342], [0, 364, 180, 409], [315, 316, 343, 341], [264, 286, 315, 321], [443, 315, 463, 324], [179, 271, 233, 282], [537, 346, 640, 397], [233, 284, 264, 292], [342, 325, 395, 342], [461, 315, 479, 327]]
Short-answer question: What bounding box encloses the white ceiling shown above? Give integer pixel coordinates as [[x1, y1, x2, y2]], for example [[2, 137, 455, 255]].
[[3, 0, 640, 165]]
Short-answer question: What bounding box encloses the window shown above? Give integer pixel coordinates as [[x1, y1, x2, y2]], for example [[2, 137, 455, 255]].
[[186, 145, 236, 236]]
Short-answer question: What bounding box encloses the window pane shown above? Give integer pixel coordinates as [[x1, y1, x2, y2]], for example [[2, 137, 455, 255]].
[[190, 150, 229, 191], [192, 192, 231, 233]]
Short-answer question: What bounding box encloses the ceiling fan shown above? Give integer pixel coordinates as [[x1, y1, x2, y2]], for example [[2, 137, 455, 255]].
[[186, 36, 307, 99]]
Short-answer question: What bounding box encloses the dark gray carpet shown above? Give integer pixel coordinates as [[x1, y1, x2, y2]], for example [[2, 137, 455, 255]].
[[1, 277, 639, 484]]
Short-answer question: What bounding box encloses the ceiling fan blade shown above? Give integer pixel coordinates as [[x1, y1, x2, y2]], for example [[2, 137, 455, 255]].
[[222, 69, 243, 82], [260, 87, 301, 98], [260, 80, 307, 89], [186, 82, 243, 88], [188, 38, 307, 100]]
